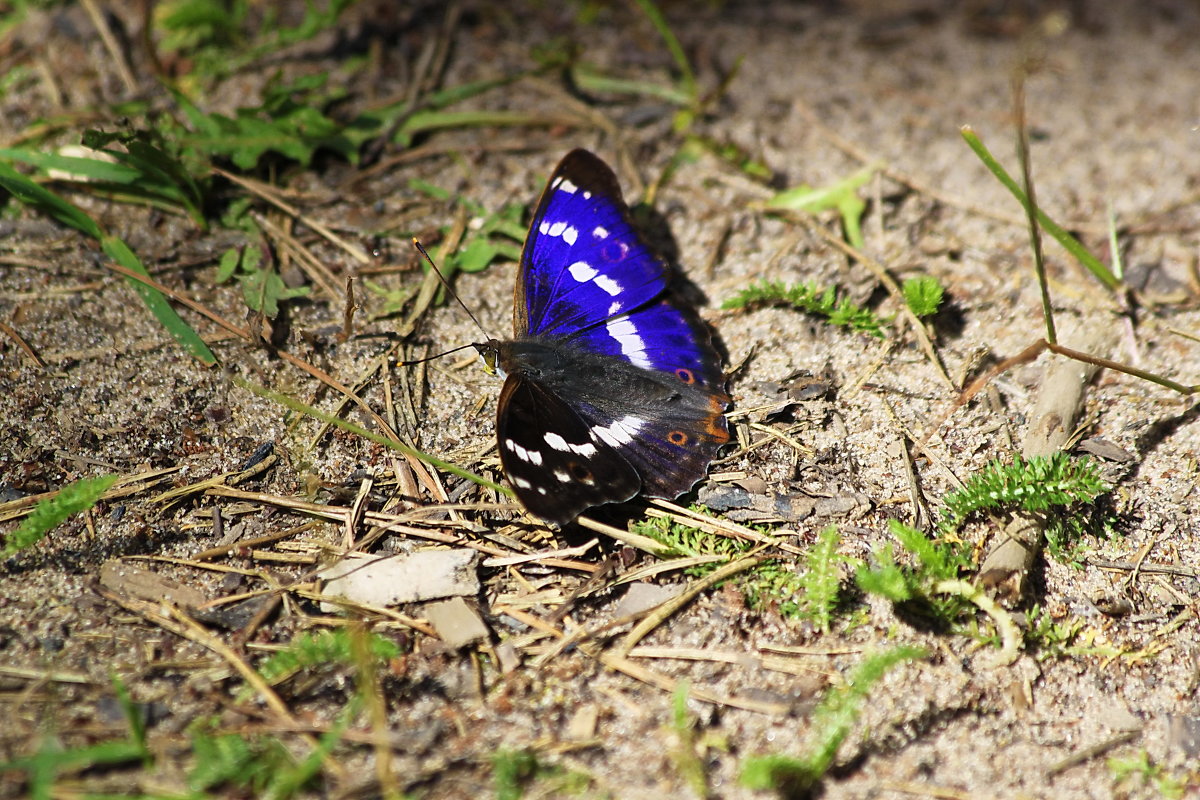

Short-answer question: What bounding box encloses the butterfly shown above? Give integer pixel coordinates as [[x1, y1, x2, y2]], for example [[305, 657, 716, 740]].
[[474, 149, 731, 525]]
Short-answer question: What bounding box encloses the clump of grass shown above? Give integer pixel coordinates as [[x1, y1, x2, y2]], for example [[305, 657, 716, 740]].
[[902, 275, 944, 318], [855, 518, 974, 624], [1108, 750, 1186, 799], [253, 627, 402, 688], [855, 454, 1109, 638], [722, 281, 887, 338], [740, 646, 925, 795], [634, 515, 847, 626], [939, 453, 1107, 534]]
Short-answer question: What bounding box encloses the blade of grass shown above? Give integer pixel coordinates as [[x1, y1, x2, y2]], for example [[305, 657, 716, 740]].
[[960, 126, 1120, 291], [0, 147, 142, 183], [0, 163, 217, 364], [236, 378, 511, 498], [0, 162, 103, 237], [392, 109, 583, 146], [101, 237, 217, 363], [569, 64, 693, 106], [633, 0, 696, 101]]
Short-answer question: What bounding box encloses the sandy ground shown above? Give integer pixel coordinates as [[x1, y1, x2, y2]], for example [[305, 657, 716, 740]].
[[2, 1, 1200, 798]]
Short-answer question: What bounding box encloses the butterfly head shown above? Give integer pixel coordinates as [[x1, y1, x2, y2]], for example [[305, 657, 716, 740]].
[[473, 339, 508, 379]]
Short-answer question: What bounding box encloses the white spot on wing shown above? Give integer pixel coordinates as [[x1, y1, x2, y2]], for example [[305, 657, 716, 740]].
[[583, 190, 592, 199], [605, 315, 651, 369], [593, 225, 609, 239], [562, 226, 578, 246], [547, 221, 566, 238], [505, 440, 545, 466], [543, 432, 596, 457], [513, 476, 533, 490], [554, 470, 571, 483], [594, 275, 622, 296], [558, 178, 578, 194], [539, 221, 550, 235], [591, 415, 647, 448], [569, 261, 598, 282]]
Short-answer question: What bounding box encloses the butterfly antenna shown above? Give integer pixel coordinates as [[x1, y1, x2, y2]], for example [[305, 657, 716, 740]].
[[412, 238, 491, 339], [397, 342, 477, 366]]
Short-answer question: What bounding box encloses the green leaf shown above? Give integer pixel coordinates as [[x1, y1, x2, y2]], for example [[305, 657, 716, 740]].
[[220, 245, 307, 317], [740, 647, 925, 792], [3, 474, 118, 558], [854, 543, 911, 602], [216, 248, 241, 282], [940, 453, 1108, 533], [456, 238, 501, 273], [902, 275, 944, 318], [889, 518, 960, 580], [493, 749, 539, 800], [801, 526, 843, 633], [765, 163, 879, 250], [171, 83, 357, 170]]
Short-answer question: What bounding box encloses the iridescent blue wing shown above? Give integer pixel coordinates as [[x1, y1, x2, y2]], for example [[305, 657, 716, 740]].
[[562, 297, 728, 393], [515, 149, 669, 338], [516, 149, 727, 390]]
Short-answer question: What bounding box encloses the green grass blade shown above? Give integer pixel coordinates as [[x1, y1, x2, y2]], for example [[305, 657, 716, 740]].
[[0, 161, 103, 237], [0, 164, 215, 364], [570, 64, 693, 105], [392, 109, 580, 146], [960, 126, 1120, 291], [236, 379, 511, 498], [0, 147, 143, 183], [632, 0, 696, 101], [101, 236, 218, 365]]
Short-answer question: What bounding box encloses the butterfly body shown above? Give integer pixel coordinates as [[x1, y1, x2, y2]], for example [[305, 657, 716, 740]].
[[478, 150, 730, 525]]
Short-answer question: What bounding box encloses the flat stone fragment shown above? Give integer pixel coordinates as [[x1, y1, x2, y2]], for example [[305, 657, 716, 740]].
[[319, 549, 479, 611], [422, 596, 490, 648]]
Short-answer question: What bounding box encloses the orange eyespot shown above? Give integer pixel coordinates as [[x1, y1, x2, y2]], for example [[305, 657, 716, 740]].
[[676, 368, 695, 384], [668, 430, 689, 446]]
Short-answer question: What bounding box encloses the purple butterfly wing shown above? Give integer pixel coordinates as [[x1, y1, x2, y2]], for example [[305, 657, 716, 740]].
[[515, 149, 668, 338], [489, 149, 731, 524]]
